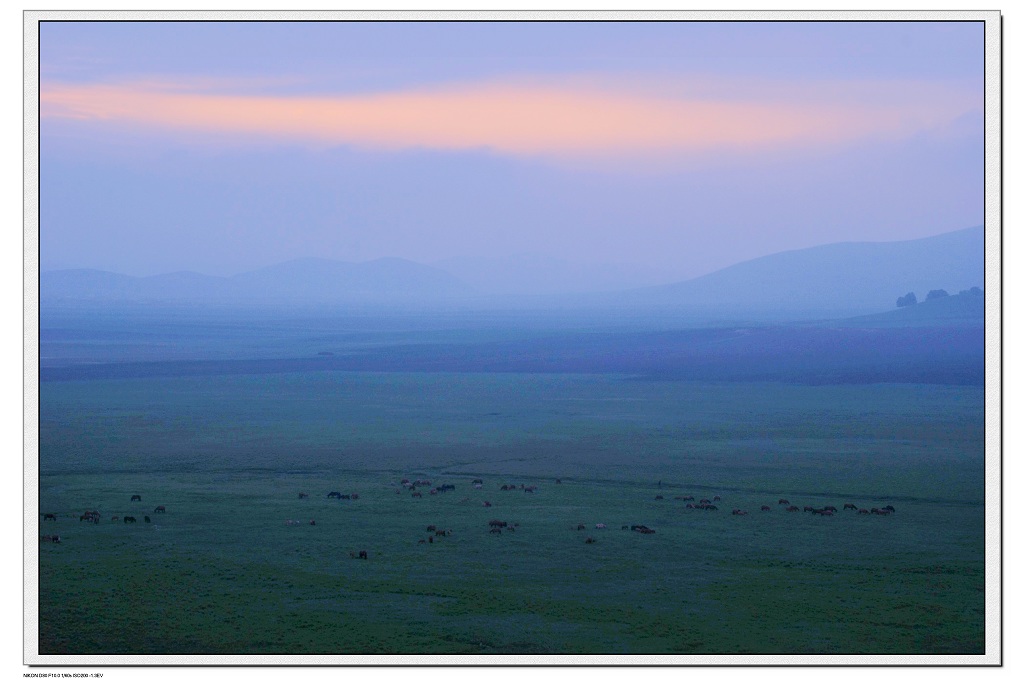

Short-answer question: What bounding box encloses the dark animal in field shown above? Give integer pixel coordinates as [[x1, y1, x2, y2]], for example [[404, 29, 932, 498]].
[[80, 514, 99, 523], [309, 520, 316, 526], [555, 479, 562, 484], [483, 501, 492, 507], [412, 492, 423, 498], [713, 496, 721, 502], [700, 498, 711, 504], [732, 509, 748, 515], [685, 503, 694, 509], [130, 495, 141, 502], [327, 492, 342, 499], [577, 524, 586, 530], [429, 489, 437, 495], [844, 503, 857, 510], [804, 506, 815, 512], [359, 550, 368, 559], [655, 495, 664, 500], [815, 509, 834, 516], [501, 485, 512, 491], [858, 509, 870, 514], [438, 484, 455, 492], [707, 505, 718, 511], [884, 505, 895, 513], [634, 526, 656, 534], [42, 513, 56, 521], [350, 494, 360, 500], [524, 486, 536, 493], [339, 494, 351, 500], [40, 535, 60, 543], [778, 499, 790, 505], [490, 528, 502, 534], [622, 525, 629, 530], [585, 537, 595, 544], [472, 478, 483, 484], [427, 525, 437, 532], [823, 506, 837, 513], [786, 506, 801, 512], [489, 520, 507, 528], [144, 516, 151, 523], [111, 516, 119, 522], [761, 505, 771, 511], [154, 506, 166, 513], [123, 516, 136, 523], [682, 496, 695, 501], [298, 493, 309, 499]]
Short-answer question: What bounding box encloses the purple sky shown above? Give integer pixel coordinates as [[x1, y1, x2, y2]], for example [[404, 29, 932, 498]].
[[39, 21, 984, 288]]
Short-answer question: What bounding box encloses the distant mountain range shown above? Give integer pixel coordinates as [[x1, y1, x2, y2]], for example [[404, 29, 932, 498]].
[[41, 257, 474, 306], [41, 226, 985, 318], [615, 225, 984, 316]]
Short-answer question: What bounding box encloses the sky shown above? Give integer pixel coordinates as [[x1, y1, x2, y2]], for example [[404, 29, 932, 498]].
[[38, 20, 985, 288]]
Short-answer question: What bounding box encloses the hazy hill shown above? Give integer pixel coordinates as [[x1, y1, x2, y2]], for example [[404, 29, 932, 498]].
[[41, 257, 474, 305], [620, 226, 984, 317]]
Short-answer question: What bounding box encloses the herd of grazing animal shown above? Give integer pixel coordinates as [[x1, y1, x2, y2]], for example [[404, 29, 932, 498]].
[[40, 478, 899, 550]]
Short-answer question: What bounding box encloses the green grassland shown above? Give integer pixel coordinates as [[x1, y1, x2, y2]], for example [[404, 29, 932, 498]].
[[37, 373, 985, 655]]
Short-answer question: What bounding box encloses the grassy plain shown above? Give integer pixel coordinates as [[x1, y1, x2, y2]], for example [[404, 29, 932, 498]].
[[37, 372, 985, 655]]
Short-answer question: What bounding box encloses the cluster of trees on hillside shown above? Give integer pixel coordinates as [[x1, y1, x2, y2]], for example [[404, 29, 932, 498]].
[[897, 286, 982, 308]]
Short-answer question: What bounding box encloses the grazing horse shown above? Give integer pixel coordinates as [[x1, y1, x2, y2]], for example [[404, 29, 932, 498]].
[[298, 493, 309, 499], [732, 509, 748, 515], [884, 505, 896, 513], [359, 550, 368, 559], [130, 495, 142, 502], [490, 528, 503, 534], [483, 501, 492, 507], [411, 492, 423, 498], [843, 503, 857, 510], [654, 495, 664, 500], [40, 535, 61, 543], [42, 513, 56, 521], [489, 519, 507, 528], [327, 492, 343, 499], [761, 505, 771, 511], [111, 516, 119, 522], [576, 524, 586, 530], [713, 496, 721, 502], [144, 516, 151, 523], [585, 537, 596, 544], [786, 506, 801, 512], [682, 496, 695, 501], [803, 506, 815, 512], [778, 499, 790, 505], [123, 516, 136, 523], [154, 506, 166, 513]]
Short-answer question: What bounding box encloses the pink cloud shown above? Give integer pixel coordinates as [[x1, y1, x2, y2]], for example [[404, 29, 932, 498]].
[[40, 76, 977, 160]]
